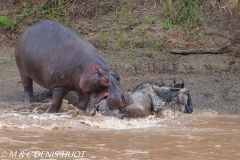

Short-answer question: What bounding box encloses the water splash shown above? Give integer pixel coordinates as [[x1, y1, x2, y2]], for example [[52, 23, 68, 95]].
[[0, 100, 175, 130]]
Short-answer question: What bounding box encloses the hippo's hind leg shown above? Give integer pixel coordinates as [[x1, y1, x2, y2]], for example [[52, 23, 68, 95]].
[[46, 87, 66, 113], [21, 74, 35, 103]]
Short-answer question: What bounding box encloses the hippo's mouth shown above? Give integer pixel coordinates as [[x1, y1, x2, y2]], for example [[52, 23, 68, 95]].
[[88, 91, 109, 117], [90, 91, 109, 107], [101, 92, 109, 101]]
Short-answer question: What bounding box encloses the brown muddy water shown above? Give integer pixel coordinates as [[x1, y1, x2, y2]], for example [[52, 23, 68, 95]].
[[0, 101, 239, 160]]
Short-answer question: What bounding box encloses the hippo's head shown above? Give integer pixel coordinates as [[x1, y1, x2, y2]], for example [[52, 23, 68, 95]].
[[84, 66, 133, 111], [105, 72, 133, 110]]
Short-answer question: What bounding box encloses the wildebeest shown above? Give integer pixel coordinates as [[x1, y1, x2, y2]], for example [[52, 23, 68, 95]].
[[94, 79, 193, 118], [15, 20, 133, 113]]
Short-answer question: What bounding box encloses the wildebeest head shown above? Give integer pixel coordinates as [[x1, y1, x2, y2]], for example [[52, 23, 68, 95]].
[[168, 78, 193, 113], [170, 77, 185, 89], [169, 88, 193, 113], [154, 78, 193, 114]]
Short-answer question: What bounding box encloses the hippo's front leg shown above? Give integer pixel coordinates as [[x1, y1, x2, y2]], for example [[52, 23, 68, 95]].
[[46, 87, 67, 113]]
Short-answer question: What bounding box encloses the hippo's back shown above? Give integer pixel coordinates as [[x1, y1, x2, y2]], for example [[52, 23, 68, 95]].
[[15, 20, 96, 90]]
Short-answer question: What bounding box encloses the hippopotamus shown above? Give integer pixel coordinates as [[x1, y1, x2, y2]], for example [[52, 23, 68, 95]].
[[15, 20, 133, 113], [94, 79, 193, 118]]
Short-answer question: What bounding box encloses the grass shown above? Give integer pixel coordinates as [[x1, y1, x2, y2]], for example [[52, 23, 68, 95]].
[[0, 15, 15, 30], [49, 9, 63, 22], [97, 32, 109, 43], [161, 20, 171, 30], [143, 17, 155, 24], [0, 1, 71, 32], [125, 36, 141, 53], [40, 3, 48, 12], [0, 2, 33, 30], [160, 0, 203, 30], [208, 88, 213, 95], [110, 1, 134, 26], [0, 56, 11, 68], [123, 58, 131, 64], [151, 42, 164, 51], [171, 44, 180, 49], [235, 71, 240, 77], [22, 2, 30, 10], [110, 43, 122, 51], [234, 66, 240, 77], [0, 56, 10, 61], [132, 25, 147, 36], [117, 6, 133, 25]]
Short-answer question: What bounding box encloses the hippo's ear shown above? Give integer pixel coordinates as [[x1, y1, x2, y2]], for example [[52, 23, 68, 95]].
[[95, 67, 103, 76], [101, 76, 109, 86]]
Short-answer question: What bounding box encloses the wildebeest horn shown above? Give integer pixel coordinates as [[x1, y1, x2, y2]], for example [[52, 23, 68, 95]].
[[172, 77, 184, 88], [178, 77, 184, 88]]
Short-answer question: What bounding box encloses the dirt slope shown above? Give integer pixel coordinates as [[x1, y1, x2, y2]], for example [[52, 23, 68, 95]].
[[0, 0, 239, 114]]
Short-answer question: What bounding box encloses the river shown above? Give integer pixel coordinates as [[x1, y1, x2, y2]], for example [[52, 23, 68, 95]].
[[0, 101, 239, 160]]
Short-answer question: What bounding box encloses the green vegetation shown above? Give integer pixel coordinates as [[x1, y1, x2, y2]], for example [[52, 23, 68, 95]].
[[123, 58, 131, 64], [110, 43, 122, 51], [160, 0, 203, 29], [132, 26, 146, 36], [208, 88, 213, 95], [22, 2, 30, 10], [161, 20, 171, 30], [0, 2, 34, 30], [143, 17, 155, 24], [113, 0, 134, 25], [0, 56, 11, 68], [235, 71, 240, 77], [151, 42, 164, 51], [39, 3, 48, 12], [235, 66, 240, 77], [52, 0, 72, 7], [22, 2, 31, 17], [0, 15, 14, 30], [171, 44, 180, 49], [49, 8, 67, 22], [117, 7, 133, 25], [97, 32, 109, 44], [0, 56, 10, 61], [0, 1, 71, 31]]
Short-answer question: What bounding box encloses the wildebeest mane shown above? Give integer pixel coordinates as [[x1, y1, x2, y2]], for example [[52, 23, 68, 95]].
[[132, 82, 151, 93], [154, 87, 177, 103]]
